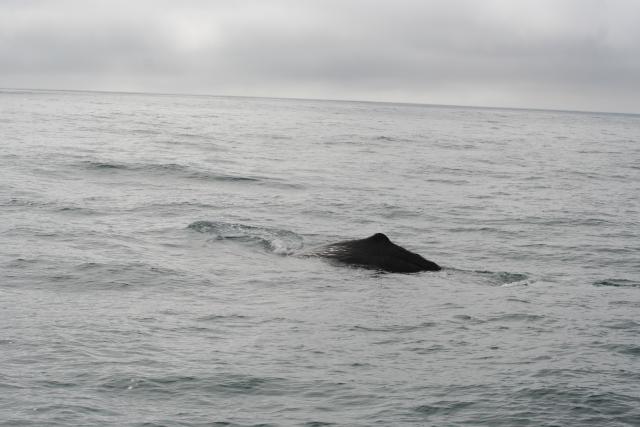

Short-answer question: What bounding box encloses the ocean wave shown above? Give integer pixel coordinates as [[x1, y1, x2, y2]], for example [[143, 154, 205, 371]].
[[604, 343, 640, 356], [593, 278, 639, 288], [3, 198, 99, 216], [478, 271, 529, 286], [350, 321, 437, 333], [3, 197, 54, 208], [373, 135, 414, 143], [55, 206, 98, 215], [78, 160, 302, 186], [415, 400, 474, 416], [196, 314, 251, 322], [85, 161, 127, 169], [100, 373, 291, 396], [485, 313, 546, 322], [71, 261, 185, 289], [508, 386, 639, 424]]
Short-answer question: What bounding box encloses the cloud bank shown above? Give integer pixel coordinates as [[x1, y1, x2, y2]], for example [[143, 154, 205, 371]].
[[2, 0, 639, 112]]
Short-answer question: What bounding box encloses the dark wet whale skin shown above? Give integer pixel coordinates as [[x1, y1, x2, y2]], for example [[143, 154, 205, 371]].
[[312, 233, 441, 273]]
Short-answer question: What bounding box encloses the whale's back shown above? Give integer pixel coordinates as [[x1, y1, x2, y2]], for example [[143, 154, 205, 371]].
[[311, 233, 441, 273]]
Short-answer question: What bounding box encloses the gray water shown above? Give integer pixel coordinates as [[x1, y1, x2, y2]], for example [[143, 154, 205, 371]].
[[1, 89, 639, 426]]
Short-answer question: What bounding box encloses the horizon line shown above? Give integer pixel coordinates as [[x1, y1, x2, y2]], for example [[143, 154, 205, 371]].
[[2, 86, 639, 117]]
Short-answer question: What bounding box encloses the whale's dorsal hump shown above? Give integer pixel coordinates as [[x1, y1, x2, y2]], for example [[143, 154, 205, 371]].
[[369, 233, 390, 243]]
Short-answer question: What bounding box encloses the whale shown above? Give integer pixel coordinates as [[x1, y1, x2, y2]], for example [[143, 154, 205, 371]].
[[308, 233, 441, 273]]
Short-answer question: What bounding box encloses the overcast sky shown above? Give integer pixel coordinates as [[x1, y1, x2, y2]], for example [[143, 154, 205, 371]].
[[2, 0, 639, 113]]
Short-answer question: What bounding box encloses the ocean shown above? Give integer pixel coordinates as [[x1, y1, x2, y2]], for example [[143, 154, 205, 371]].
[[1, 89, 639, 426]]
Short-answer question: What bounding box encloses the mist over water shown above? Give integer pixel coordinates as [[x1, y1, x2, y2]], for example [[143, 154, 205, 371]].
[[1, 90, 639, 426]]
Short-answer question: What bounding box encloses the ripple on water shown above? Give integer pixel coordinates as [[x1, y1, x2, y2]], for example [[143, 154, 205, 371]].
[[415, 400, 475, 417], [70, 261, 184, 289], [603, 343, 640, 356], [349, 322, 437, 333], [78, 159, 304, 189], [510, 387, 639, 423], [485, 313, 546, 323], [99, 373, 295, 397], [593, 278, 640, 288], [602, 319, 640, 331], [196, 314, 251, 322]]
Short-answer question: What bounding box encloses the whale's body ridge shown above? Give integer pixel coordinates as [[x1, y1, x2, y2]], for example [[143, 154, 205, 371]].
[[309, 233, 440, 273]]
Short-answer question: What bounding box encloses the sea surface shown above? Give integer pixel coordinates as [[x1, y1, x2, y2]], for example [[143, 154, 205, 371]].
[[1, 89, 639, 426]]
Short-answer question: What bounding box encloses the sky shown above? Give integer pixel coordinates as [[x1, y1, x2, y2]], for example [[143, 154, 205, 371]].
[[1, 0, 639, 113]]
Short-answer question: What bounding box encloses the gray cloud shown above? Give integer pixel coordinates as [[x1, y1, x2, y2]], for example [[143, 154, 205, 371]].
[[1, 0, 639, 112]]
